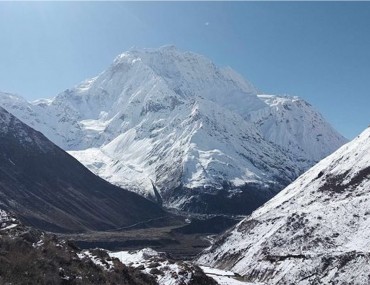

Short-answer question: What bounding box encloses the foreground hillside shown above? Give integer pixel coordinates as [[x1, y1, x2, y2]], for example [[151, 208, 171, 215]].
[[198, 127, 370, 284], [0, 209, 216, 285]]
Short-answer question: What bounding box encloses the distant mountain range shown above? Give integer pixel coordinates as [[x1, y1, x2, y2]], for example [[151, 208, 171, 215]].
[[0, 46, 347, 215], [197, 126, 370, 284]]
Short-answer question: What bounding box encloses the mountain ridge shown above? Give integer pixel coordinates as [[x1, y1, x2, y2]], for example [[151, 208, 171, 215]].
[[197, 126, 370, 284]]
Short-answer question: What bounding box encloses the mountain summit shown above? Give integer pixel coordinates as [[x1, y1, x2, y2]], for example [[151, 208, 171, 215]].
[[0, 46, 347, 214]]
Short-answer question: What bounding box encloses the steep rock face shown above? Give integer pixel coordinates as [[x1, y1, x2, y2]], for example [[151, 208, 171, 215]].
[[0, 46, 347, 214], [197, 127, 370, 284], [0, 107, 164, 233]]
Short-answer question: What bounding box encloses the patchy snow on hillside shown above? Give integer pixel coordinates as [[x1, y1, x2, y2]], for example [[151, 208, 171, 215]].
[[200, 266, 259, 285], [109, 248, 215, 285], [0, 209, 18, 231], [197, 127, 370, 284]]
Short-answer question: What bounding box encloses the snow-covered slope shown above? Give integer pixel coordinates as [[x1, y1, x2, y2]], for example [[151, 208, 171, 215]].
[[249, 95, 347, 169], [0, 46, 347, 214], [197, 127, 370, 284]]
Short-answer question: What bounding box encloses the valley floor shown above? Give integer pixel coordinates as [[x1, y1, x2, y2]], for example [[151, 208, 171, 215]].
[[56, 215, 241, 261]]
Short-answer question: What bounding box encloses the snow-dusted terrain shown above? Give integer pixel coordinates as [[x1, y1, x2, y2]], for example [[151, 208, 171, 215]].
[[109, 248, 250, 285], [197, 127, 370, 284], [110, 248, 197, 285], [0, 46, 347, 213], [200, 266, 258, 285], [0, 209, 19, 232]]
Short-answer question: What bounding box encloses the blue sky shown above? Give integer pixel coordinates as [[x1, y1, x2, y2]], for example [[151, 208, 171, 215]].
[[0, 2, 369, 139]]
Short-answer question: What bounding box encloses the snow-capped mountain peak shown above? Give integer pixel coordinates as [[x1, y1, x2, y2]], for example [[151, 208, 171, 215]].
[[0, 47, 347, 214], [68, 45, 264, 120]]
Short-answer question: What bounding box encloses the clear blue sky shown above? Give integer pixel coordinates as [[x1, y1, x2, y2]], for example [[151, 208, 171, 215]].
[[0, 2, 369, 139]]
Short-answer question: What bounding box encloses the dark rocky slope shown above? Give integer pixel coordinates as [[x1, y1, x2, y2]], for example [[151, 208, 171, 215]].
[[0, 107, 165, 233], [0, 209, 215, 285]]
